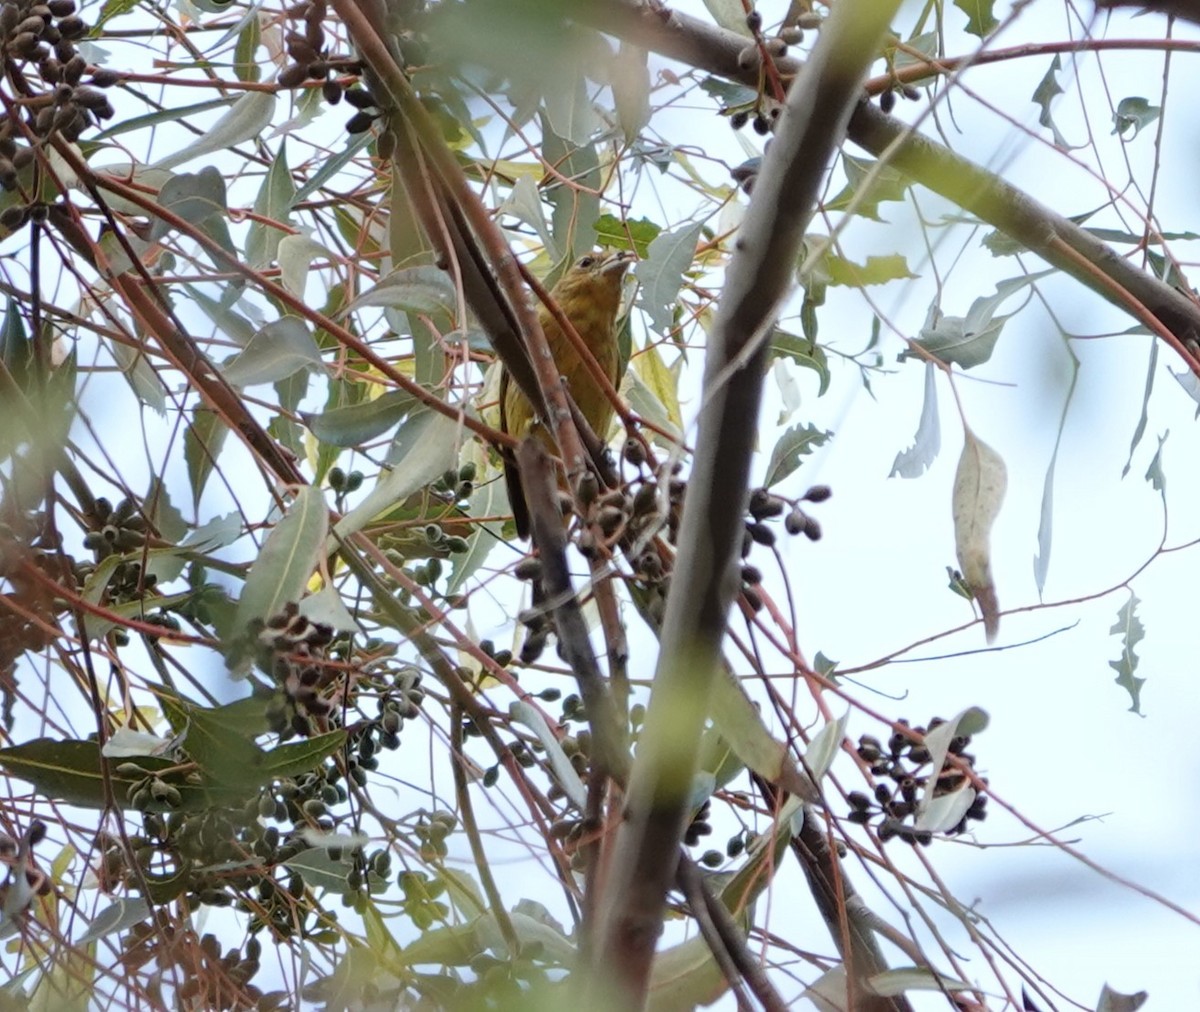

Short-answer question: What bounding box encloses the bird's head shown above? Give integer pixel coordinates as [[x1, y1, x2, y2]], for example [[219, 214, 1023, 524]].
[[550, 249, 636, 314]]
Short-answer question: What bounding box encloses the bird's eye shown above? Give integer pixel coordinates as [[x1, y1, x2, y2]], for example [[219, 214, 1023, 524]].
[[577, 256, 596, 269]]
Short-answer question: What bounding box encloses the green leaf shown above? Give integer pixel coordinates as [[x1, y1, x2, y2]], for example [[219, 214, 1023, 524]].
[[826, 155, 910, 222], [302, 390, 416, 447], [285, 847, 354, 894], [594, 213, 661, 259], [697, 76, 757, 108], [822, 252, 917, 287], [0, 739, 235, 812], [1033, 56, 1070, 148], [147, 166, 227, 242], [246, 141, 295, 268], [1112, 97, 1161, 140], [221, 317, 322, 387], [154, 90, 276, 171], [803, 710, 849, 782], [1108, 594, 1146, 714], [769, 329, 830, 395], [184, 405, 229, 511], [342, 266, 457, 317], [635, 221, 703, 335], [954, 0, 998, 37], [160, 694, 267, 788], [541, 117, 600, 261], [914, 270, 1053, 369], [232, 484, 329, 649], [1144, 430, 1167, 494], [262, 730, 348, 780], [763, 423, 831, 488]]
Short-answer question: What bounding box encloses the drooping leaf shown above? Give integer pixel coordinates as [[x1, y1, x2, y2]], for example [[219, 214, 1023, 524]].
[[1108, 594, 1146, 714], [803, 710, 849, 782], [342, 266, 458, 318], [1144, 430, 1167, 494], [231, 484, 329, 654], [769, 328, 830, 395], [184, 405, 229, 510], [890, 362, 941, 478], [952, 426, 1006, 642], [246, 141, 295, 268], [1123, 341, 1157, 476], [1033, 55, 1071, 148], [612, 42, 651, 141], [148, 166, 227, 241]]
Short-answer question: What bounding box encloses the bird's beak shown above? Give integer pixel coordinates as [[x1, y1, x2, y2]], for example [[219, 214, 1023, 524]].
[[600, 249, 636, 275]]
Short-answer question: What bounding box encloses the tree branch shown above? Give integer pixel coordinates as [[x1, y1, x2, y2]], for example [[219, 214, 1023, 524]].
[[587, 1, 902, 1001]]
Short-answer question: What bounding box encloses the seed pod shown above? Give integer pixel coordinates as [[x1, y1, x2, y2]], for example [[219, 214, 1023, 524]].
[[0, 4, 17, 32], [880, 89, 895, 114], [345, 109, 375, 134], [34, 106, 56, 135], [72, 84, 105, 108], [48, 0, 76, 14], [623, 436, 645, 464], [803, 484, 832, 503], [763, 37, 787, 57], [307, 59, 328, 78], [64, 53, 85, 82], [729, 109, 749, 131], [0, 163, 19, 193], [10, 31, 39, 55], [747, 521, 775, 547], [304, 19, 324, 51], [779, 25, 803, 44], [322, 78, 341, 104], [736, 44, 758, 70], [376, 127, 394, 160], [57, 14, 86, 38], [17, 15, 47, 35], [2, 204, 30, 230], [90, 67, 119, 87], [277, 62, 309, 89], [752, 113, 770, 135]]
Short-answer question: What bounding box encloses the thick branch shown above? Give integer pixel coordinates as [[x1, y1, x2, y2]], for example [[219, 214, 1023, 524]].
[[576, 0, 1200, 357], [587, 1, 902, 1002]]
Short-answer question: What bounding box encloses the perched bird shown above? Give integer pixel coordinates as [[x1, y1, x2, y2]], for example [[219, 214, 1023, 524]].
[[500, 249, 634, 536]]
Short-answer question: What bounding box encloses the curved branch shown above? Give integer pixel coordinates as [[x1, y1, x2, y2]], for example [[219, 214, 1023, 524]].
[[575, 0, 1200, 359]]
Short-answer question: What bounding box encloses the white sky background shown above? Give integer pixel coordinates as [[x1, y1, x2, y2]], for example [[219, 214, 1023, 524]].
[[23, 0, 1200, 1007]]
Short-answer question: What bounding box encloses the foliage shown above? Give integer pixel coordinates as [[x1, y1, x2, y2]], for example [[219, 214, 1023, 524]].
[[0, 0, 1191, 1008]]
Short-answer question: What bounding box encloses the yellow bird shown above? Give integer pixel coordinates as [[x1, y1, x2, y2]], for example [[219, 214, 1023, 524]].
[[501, 249, 634, 535]]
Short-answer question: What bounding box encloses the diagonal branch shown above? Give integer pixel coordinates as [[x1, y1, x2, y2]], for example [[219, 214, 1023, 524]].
[[575, 0, 1200, 362], [586, 1, 903, 1002]]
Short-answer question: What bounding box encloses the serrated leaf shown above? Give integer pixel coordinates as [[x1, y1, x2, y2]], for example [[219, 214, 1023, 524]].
[[1108, 594, 1146, 713], [594, 213, 661, 258], [954, 0, 998, 37], [763, 423, 831, 488], [1144, 430, 1167, 494], [1096, 983, 1148, 1012], [1033, 55, 1070, 148], [302, 390, 415, 447], [890, 362, 941, 478], [953, 427, 1006, 642], [823, 252, 917, 287], [826, 155, 910, 222], [232, 484, 329, 649], [636, 221, 702, 334], [1112, 97, 1160, 140]]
